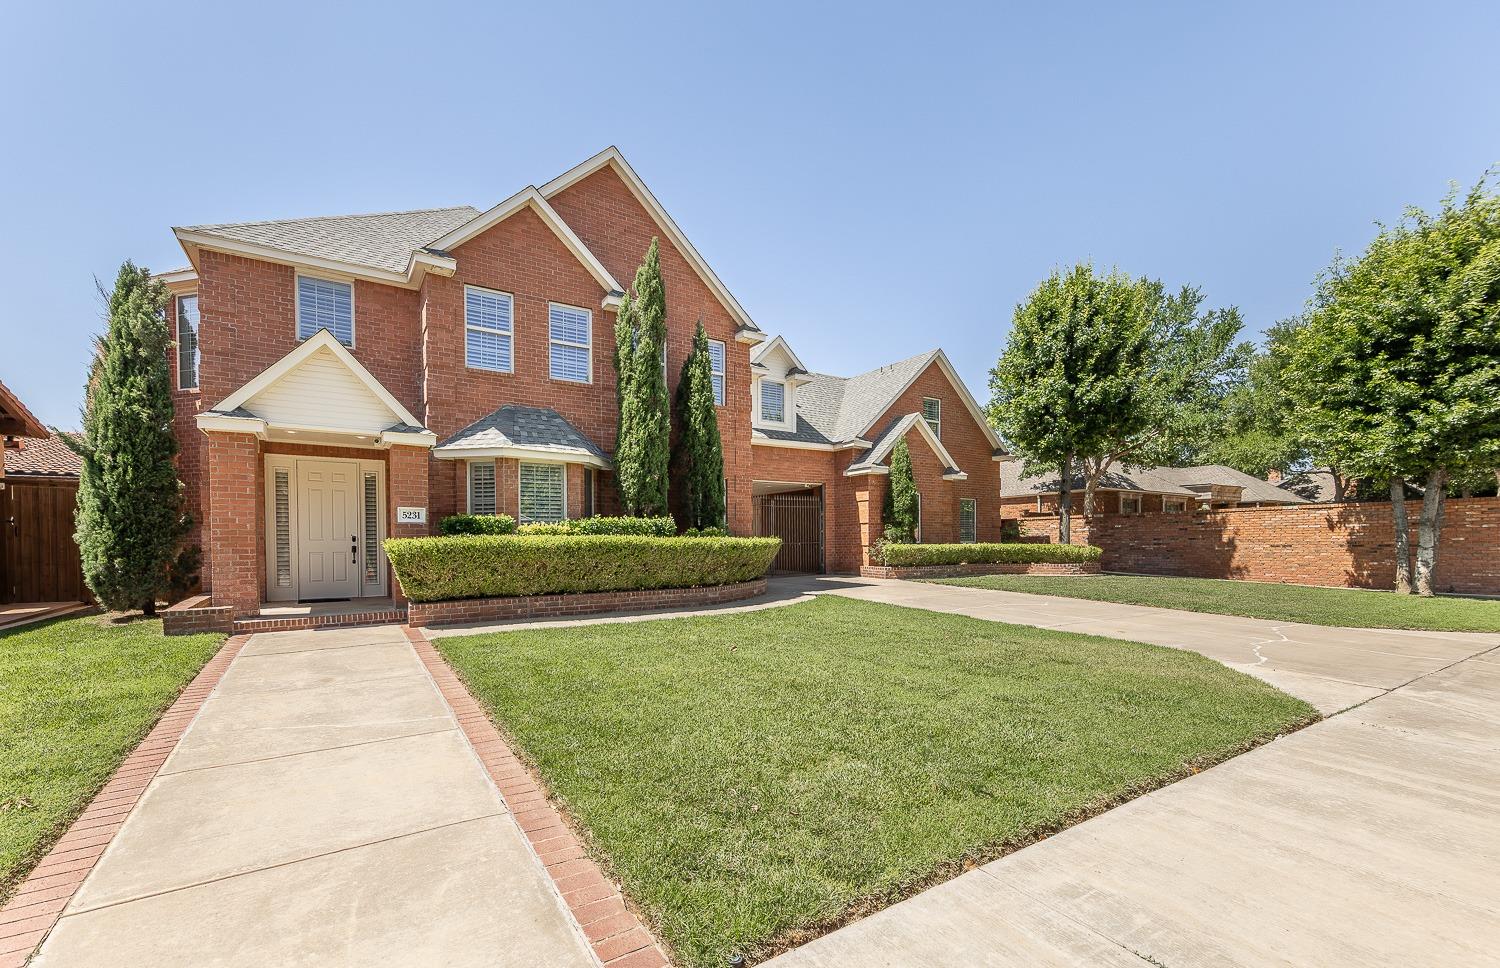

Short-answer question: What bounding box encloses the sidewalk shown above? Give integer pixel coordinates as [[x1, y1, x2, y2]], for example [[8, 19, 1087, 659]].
[[30, 625, 596, 968]]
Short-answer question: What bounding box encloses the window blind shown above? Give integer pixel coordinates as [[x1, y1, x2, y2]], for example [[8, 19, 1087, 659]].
[[297, 276, 353, 345]]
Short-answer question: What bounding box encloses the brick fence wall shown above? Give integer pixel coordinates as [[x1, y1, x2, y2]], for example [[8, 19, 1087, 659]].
[[1026, 498, 1498, 595]]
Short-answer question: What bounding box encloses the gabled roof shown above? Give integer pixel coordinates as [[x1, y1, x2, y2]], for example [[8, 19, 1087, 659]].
[[0, 380, 48, 438], [433, 405, 610, 469], [540, 147, 763, 340], [2, 434, 80, 478], [180, 206, 478, 275], [1151, 465, 1310, 505], [846, 413, 968, 480], [750, 335, 809, 373]]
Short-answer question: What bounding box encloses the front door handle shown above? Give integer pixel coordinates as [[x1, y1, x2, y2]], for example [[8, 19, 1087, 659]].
[[351, 534, 358, 565]]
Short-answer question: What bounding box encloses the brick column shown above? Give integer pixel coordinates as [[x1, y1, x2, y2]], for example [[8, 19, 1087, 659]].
[[203, 431, 261, 617], [387, 445, 432, 602], [856, 476, 887, 568]]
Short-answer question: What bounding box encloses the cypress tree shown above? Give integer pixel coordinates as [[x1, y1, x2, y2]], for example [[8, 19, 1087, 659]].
[[673, 318, 727, 529], [613, 289, 636, 506], [73, 262, 190, 614], [882, 437, 920, 542], [615, 238, 671, 516]]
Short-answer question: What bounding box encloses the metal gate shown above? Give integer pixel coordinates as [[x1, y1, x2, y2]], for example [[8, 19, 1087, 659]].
[[753, 489, 824, 573], [1, 478, 86, 603]]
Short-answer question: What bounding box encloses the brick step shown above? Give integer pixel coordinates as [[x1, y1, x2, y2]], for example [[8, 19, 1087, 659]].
[[232, 608, 408, 635]]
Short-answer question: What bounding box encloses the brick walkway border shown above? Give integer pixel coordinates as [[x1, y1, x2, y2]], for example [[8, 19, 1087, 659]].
[[0, 633, 249, 968], [405, 626, 670, 968]]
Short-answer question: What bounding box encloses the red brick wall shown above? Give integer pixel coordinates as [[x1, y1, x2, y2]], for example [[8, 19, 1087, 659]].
[[202, 432, 260, 614], [165, 294, 208, 586], [1000, 490, 1169, 517], [548, 167, 754, 535], [1087, 498, 1500, 594]]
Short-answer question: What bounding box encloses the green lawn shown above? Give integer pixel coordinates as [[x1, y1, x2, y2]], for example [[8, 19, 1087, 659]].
[[0, 615, 224, 900], [931, 573, 1500, 632], [437, 595, 1314, 966]]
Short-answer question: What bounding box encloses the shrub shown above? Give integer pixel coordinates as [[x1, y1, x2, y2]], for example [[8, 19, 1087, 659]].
[[440, 513, 518, 536], [385, 534, 782, 602], [874, 542, 1103, 567], [683, 526, 728, 538], [514, 515, 677, 537]]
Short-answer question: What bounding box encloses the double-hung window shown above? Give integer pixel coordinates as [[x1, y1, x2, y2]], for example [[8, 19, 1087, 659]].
[[296, 275, 354, 346], [519, 463, 566, 523], [959, 498, 977, 543], [1120, 495, 1142, 515], [548, 303, 592, 383], [468, 462, 496, 515], [708, 339, 726, 406], [922, 397, 941, 437], [176, 294, 200, 389], [466, 286, 513, 372], [760, 380, 785, 423]]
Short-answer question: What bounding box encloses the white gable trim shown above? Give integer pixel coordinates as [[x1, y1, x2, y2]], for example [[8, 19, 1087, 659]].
[[854, 350, 1004, 453], [428, 187, 623, 303], [845, 413, 966, 479], [212, 330, 425, 431], [540, 147, 762, 336], [750, 335, 809, 373]]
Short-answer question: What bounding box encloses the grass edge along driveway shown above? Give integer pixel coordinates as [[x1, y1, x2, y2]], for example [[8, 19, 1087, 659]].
[[0, 615, 224, 901], [930, 573, 1500, 633], [437, 595, 1315, 967]]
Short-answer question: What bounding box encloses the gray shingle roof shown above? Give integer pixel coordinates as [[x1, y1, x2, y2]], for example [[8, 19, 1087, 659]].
[[1151, 465, 1309, 505], [436, 405, 608, 463], [782, 350, 939, 446], [847, 413, 960, 476], [182, 207, 480, 275]]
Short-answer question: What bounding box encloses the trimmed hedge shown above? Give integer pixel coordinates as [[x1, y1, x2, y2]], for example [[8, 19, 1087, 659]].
[[516, 515, 677, 537], [875, 542, 1103, 567], [385, 534, 782, 602], [440, 514, 517, 536]]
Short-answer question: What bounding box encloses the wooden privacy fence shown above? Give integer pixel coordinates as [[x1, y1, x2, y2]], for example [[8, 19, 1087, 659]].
[[1, 477, 86, 603], [753, 491, 824, 573]]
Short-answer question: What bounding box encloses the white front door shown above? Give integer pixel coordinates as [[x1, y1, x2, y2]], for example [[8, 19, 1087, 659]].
[[296, 460, 360, 600]]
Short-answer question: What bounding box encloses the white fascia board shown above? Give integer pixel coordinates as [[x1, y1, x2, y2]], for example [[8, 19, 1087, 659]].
[[212, 330, 425, 431], [844, 465, 890, 477], [864, 413, 967, 478], [750, 436, 870, 451], [540, 147, 762, 337], [196, 413, 267, 436], [942, 471, 969, 481], [735, 326, 767, 345], [749, 335, 809, 372], [379, 430, 438, 448], [154, 268, 199, 293], [173, 230, 456, 291], [430, 187, 623, 297], [854, 350, 1004, 454], [431, 444, 611, 470]]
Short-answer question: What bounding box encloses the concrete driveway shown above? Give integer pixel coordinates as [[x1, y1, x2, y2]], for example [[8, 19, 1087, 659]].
[[31, 625, 595, 968], [806, 577, 1500, 713], [765, 578, 1500, 967]]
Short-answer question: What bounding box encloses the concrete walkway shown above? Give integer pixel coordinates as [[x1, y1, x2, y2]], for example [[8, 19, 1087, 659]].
[[32, 625, 595, 968], [764, 578, 1500, 966]]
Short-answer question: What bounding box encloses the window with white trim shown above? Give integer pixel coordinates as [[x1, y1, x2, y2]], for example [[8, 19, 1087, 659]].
[[1120, 494, 1142, 515], [468, 461, 496, 515], [708, 339, 726, 406], [549, 303, 592, 383], [519, 463, 566, 523], [1165, 498, 1187, 513], [466, 286, 513, 372], [915, 493, 923, 543], [760, 380, 785, 423], [296, 275, 354, 345], [176, 294, 200, 389], [959, 498, 977, 543], [922, 397, 941, 437]]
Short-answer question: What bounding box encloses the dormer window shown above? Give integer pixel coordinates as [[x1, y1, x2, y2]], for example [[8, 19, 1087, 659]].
[[760, 380, 785, 423]]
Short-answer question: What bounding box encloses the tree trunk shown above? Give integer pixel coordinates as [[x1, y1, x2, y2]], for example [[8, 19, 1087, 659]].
[[143, 598, 157, 617], [1414, 467, 1448, 597], [1058, 453, 1074, 545], [1331, 469, 1348, 502], [1389, 476, 1412, 595]]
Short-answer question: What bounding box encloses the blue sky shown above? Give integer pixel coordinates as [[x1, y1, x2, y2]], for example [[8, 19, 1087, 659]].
[[2, 1, 1496, 428]]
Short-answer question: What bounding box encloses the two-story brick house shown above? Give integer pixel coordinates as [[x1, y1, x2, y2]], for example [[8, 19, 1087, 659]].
[[158, 147, 1003, 617]]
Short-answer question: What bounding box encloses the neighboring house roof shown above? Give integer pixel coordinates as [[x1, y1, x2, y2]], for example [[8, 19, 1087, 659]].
[[1151, 465, 1309, 505], [181, 206, 479, 276], [1001, 461, 1309, 504], [2, 434, 80, 478], [0, 380, 48, 438], [1279, 469, 1340, 502], [433, 405, 611, 470]]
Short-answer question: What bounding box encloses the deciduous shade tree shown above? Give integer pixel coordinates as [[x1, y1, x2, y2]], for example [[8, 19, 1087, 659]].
[[614, 238, 671, 516], [987, 264, 1153, 542], [882, 437, 920, 543], [72, 262, 191, 614], [1284, 177, 1500, 596], [673, 319, 727, 529]]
